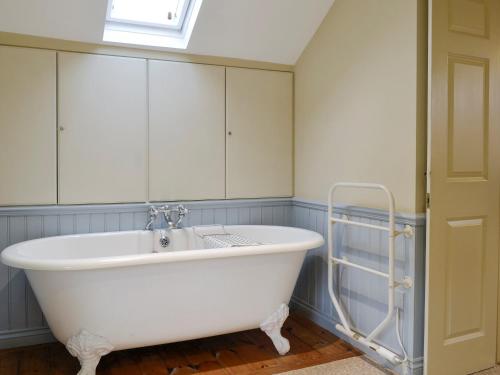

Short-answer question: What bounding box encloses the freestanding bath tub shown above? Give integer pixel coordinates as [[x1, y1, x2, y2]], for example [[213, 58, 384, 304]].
[[1, 225, 323, 374]]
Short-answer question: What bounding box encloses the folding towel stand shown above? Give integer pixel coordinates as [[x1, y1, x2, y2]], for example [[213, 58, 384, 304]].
[[328, 182, 413, 365]]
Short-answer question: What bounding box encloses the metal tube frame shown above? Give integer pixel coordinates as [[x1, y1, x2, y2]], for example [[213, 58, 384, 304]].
[[327, 182, 410, 364]]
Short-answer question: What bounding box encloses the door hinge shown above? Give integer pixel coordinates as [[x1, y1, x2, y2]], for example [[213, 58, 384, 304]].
[[426, 193, 431, 209]]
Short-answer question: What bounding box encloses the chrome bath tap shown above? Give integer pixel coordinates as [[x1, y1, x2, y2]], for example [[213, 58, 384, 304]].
[[164, 205, 188, 229], [145, 205, 189, 248], [145, 206, 160, 231]]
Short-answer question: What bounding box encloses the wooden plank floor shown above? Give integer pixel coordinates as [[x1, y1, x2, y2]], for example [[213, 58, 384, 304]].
[[0, 313, 360, 375]]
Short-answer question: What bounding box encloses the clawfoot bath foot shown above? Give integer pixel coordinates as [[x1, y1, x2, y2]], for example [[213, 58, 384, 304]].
[[66, 330, 114, 375], [260, 303, 290, 355]]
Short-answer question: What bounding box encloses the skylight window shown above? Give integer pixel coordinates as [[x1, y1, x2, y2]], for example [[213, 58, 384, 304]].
[[103, 0, 203, 49], [108, 0, 188, 29]]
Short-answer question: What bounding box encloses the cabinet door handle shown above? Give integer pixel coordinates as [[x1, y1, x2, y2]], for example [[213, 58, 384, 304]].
[[228, 131, 232, 136]]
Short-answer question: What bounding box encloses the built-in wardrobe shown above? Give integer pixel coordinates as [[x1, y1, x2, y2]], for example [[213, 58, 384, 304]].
[[0, 45, 293, 206]]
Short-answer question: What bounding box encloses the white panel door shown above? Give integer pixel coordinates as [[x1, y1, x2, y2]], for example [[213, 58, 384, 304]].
[[148, 60, 225, 201], [0, 46, 56, 205], [425, 0, 500, 373], [226, 68, 293, 198], [58, 52, 148, 204]]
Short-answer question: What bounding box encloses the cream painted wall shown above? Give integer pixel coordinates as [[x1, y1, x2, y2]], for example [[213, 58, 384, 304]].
[[294, 0, 427, 213]]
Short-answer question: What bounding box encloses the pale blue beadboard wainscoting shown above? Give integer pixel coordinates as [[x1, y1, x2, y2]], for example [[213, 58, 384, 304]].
[[290, 199, 425, 375], [0, 198, 292, 349], [0, 198, 425, 375]]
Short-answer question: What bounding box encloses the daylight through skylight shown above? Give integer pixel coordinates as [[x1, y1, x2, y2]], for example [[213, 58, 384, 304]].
[[103, 0, 203, 49], [108, 0, 188, 29]]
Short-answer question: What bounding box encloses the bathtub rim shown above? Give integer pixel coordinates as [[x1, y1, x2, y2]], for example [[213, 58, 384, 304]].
[[1, 225, 324, 271]]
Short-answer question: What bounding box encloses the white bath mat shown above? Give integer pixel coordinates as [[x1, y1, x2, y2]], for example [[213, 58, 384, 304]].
[[277, 356, 391, 375]]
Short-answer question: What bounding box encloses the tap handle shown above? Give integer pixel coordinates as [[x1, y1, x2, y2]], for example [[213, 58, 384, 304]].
[[149, 206, 159, 217], [177, 205, 188, 216]]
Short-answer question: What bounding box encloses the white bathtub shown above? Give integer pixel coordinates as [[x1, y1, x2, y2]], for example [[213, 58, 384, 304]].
[[1, 225, 323, 374]]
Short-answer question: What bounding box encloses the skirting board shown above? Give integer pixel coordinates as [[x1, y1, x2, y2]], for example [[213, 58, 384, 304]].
[[290, 297, 424, 375], [0, 328, 55, 349]]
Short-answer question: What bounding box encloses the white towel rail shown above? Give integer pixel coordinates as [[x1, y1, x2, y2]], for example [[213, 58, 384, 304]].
[[327, 182, 412, 365]]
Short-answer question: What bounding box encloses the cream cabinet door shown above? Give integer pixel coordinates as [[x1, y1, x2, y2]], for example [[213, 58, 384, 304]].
[[0, 46, 56, 205], [425, 0, 500, 373], [58, 52, 147, 204], [148, 61, 225, 201], [226, 68, 293, 198]]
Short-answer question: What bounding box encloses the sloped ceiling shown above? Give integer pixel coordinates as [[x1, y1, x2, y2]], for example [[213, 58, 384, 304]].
[[0, 0, 334, 64]]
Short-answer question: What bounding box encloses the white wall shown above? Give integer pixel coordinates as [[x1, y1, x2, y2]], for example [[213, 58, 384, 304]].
[[294, 0, 427, 213]]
